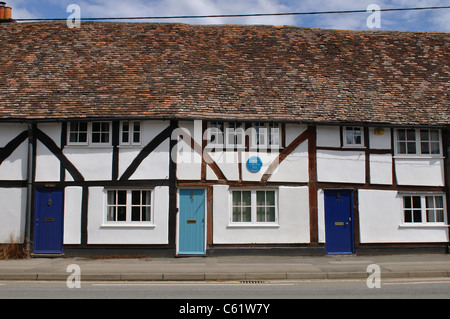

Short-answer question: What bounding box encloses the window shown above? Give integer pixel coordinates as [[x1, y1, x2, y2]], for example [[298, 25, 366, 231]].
[[121, 121, 141, 145], [231, 190, 278, 224], [256, 190, 276, 222], [67, 121, 112, 146], [403, 195, 422, 223], [251, 123, 280, 149], [343, 126, 364, 147], [207, 122, 245, 149], [225, 122, 245, 149], [232, 190, 251, 222], [91, 122, 110, 144], [425, 195, 445, 223], [68, 122, 88, 144], [106, 190, 152, 224], [208, 122, 225, 147], [402, 194, 446, 224], [396, 129, 441, 156], [420, 129, 440, 155]]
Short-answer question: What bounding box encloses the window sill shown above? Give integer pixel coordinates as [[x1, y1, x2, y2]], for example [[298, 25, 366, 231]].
[[227, 223, 280, 229], [342, 145, 366, 149], [65, 145, 113, 149], [399, 224, 449, 229], [394, 155, 444, 160], [100, 223, 156, 229]]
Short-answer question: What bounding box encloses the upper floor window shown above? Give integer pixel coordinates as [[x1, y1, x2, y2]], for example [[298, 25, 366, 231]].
[[251, 123, 280, 150], [343, 126, 364, 147], [207, 122, 245, 149], [206, 121, 282, 150], [396, 129, 441, 156], [68, 122, 88, 145], [120, 121, 141, 145], [68, 121, 111, 146], [91, 122, 110, 144]]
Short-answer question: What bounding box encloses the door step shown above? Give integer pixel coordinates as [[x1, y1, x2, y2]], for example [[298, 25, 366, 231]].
[[31, 253, 65, 258]]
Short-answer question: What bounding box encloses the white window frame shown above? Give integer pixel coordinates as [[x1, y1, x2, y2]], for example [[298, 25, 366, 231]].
[[225, 122, 245, 150], [250, 123, 281, 150], [67, 121, 112, 146], [343, 126, 364, 147], [104, 189, 154, 227], [206, 121, 225, 148], [120, 121, 142, 146], [400, 193, 447, 227], [68, 122, 88, 146], [90, 121, 111, 145], [229, 189, 279, 227], [395, 128, 442, 157]]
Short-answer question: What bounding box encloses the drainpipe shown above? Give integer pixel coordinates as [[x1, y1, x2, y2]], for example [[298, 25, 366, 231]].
[[25, 123, 34, 254]]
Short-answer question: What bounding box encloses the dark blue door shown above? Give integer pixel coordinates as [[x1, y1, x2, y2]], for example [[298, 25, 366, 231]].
[[34, 189, 64, 254], [178, 189, 205, 255], [324, 190, 354, 254]]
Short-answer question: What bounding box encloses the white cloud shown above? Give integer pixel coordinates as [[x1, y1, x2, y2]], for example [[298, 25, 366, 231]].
[[61, 0, 296, 25], [5, 0, 41, 19]]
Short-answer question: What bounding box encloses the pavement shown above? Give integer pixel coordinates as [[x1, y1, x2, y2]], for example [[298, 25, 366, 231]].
[[0, 254, 450, 282]]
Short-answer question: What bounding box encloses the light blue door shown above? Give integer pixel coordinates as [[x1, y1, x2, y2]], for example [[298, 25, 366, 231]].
[[178, 189, 205, 255], [324, 190, 354, 255]]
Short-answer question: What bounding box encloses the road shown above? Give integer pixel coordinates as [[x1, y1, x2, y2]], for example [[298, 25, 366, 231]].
[[0, 278, 449, 300]]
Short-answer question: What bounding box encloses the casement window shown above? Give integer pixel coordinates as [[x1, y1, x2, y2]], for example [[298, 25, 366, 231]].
[[91, 122, 111, 144], [343, 126, 364, 147], [402, 194, 446, 224], [231, 190, 277, 224], [68, 121, 111, 146], [225, 122, 245, 149], [206, 122, 281, 150], [68, 122, 88, 145], [207, 122, 245, 149], [251, 123, 281, 150], [207, 122, 225, 147], [120, 121, 141, 145], [396, 129, 441, 156], [106, 190, 152, 223]]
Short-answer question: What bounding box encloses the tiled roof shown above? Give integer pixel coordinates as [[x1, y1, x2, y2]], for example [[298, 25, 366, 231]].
[[0, 22, 448, 126]]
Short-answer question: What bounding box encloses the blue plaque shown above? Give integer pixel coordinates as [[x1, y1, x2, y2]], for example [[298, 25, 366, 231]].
[[246, 156, 263, 173]]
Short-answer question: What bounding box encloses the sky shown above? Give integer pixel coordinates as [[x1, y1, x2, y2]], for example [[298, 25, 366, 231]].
[[4, 0, 450, 32]]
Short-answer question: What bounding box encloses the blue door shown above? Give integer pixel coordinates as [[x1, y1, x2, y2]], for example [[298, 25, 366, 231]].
[[178, 189, 205, 255], [324, 190, 354, 254], [34, 189, 64, 254]]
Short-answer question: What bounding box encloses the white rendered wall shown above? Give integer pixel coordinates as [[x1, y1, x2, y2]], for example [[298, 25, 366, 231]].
[[395, 158, 445, 186], [176, 121, 202, 180], [317, 150, 366, 184], [369, 128, 391, 149], [316, 126, 340, 147], [119, 142, 170, 180], [63, 186, 82, 245], [35, 140, 60, 182], [370, 153, 392, 185], [63, 147, 112, 181], [0, 123, 28, 181], [212, 185, 310, 244], [268, 141, 308, 183], [87, 186, 169, 244], [0, 188, 27, 243], [358, 190, 448, 243], [118, 121, 170, 180]]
